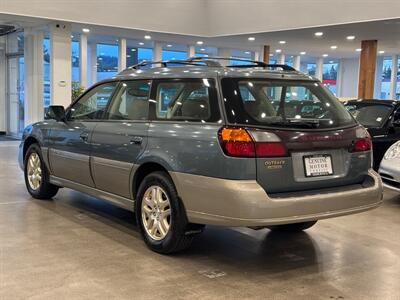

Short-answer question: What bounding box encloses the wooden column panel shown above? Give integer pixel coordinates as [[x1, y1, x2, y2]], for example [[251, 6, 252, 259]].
[[262, 45, 270, 63], [358, 40, 377, 99]]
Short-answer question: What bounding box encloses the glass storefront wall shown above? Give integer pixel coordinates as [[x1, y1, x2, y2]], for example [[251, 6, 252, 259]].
[[323, 62, 338, 95], [6, 32, 25, 137], [97, 43, 118, 81]]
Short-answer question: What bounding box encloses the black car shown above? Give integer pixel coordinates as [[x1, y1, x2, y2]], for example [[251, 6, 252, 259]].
[[344, 99, 400, 170]]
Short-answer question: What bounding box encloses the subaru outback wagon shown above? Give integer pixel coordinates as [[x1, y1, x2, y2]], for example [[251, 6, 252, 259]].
[[19, 57, 383, 253]]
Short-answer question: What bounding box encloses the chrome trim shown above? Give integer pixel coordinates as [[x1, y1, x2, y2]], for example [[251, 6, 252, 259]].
[[49, 175, 135, 211], [383, 182, 400, 193]]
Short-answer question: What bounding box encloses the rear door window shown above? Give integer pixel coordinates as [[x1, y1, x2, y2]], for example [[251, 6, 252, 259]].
[[151, 79, 221, 122]]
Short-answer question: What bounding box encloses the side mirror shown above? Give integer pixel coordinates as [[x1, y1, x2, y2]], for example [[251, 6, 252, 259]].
[[45, 105, 66, 122]]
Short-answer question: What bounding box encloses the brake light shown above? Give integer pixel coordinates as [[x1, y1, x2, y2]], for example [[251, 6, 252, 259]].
[[218, 127, 288, 158], [219, 127, 255, 157], [351, 138, 372, 152]]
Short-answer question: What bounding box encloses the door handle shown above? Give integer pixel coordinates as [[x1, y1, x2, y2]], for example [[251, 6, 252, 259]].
[[80, 132, 89, 141], [130, 136, 143, 145]]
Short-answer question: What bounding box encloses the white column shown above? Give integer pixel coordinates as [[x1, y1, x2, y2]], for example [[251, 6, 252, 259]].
[[374, 56, 384, 99], [277, 53, 285, 64], [24, 28, 44, 125], [315, 57, 324, 81], [337, 59, 344, 97], [89, 42, 97, 85], [118, 38, 127, 72], [79, 33, 88, 88], [253, 51, 261, 61], [390, 55, 398, 100], [50, 22, 72, 107], [293, 55, 301, 71], [187, 45, 196, 58], [153, 42, 162, 62], [0, 37, 6, 133]]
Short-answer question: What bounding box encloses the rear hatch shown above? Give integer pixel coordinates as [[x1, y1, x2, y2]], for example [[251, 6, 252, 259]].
[[220, 77, 372, 194]]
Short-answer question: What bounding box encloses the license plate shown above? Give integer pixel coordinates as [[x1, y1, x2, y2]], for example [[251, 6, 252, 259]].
[[303, 155, 333, 177]]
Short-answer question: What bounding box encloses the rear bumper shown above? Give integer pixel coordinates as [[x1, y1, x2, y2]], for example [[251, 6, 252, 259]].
[[170, 169, 383, 227]]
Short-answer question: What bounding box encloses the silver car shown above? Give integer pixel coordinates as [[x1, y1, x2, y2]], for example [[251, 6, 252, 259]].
[[379, 140, 400, 191]]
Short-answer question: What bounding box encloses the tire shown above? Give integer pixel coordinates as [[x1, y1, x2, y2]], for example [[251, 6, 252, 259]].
[[24, 143, 59, 199], [135, 171, 201, 254], [268, 221, 317, 232]]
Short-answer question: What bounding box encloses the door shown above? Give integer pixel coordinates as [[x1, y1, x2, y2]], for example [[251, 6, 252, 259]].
[[7, 56, 24, 137], [90, 80, 151, 198], [48, 81, 118, 186]]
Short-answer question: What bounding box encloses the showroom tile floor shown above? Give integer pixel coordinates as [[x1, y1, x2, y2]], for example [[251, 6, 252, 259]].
[[0, 141, 399, 300]]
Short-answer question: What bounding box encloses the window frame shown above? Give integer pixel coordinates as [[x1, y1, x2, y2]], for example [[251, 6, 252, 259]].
[[104, 79, 152, 121], [148, 78, 221, 123], [66, 80, 119, 121]]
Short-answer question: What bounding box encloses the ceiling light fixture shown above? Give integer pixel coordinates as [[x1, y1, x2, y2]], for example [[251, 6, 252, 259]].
[[196, 41, 204, 45], [379, 50, 385, 54], [200, 48, 206, 51], [314, 32, 323, 37], [322, 54, 328, 57], [245, 51, 251, 54], [139, 42, 144, 46], [330, 45, 338, 49], [300, 51, 306, 55], [144, 35, 151, 40], [279, 40, 286, 44], [275, 49, 282, 53], [356, 48, 362, 52], [346, 35, 356, 40], [248, 37, 255, 41], [166, 44, 172, 47], [82, 28, 90, 33], [269, 53, 274, 57]]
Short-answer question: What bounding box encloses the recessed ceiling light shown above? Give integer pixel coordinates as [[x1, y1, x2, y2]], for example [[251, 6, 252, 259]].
[[70, 35, 74, 39], [248, 37, 255, 41], [356, 48, 362, 52], [346, 35, 356, 40], [196, 41, 204, 45], [82, 28, 90, 33], [314, 32, 323, 37], [200, 48, 206, 51], [279, 40, 286, 44], [275, 49, 282, 53], [269, 53, 274, 57], [322, 54, 329, 57], [329, 60, 334, 64], [144, 35, 151, 40], [379, 50, 385, 54], [330, 45, 338, 49], [131, 48, 137, 52], [166, 44, 172, 47], [245, 51, 251, 54], [139, 42, 144, 46], [300, 51, 306, 55], [127, 55, 131, 58]]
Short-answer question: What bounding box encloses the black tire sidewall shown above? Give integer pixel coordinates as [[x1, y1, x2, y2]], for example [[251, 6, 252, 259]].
[[135, 171, 187, 253], [24, 144, 52, 198]]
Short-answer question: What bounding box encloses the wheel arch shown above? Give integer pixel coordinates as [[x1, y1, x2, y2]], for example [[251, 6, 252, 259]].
[[23, 136, 40, 159]]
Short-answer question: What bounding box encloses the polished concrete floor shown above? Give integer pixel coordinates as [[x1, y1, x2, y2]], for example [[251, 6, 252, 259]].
[[0, 141, 399, 300]]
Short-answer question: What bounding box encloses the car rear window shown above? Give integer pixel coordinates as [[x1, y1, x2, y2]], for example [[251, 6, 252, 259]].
[[221, 78, 356, 129], [345, 103, 393, 128]]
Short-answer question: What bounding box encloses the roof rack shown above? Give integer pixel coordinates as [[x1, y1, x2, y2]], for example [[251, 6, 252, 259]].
[[125, 56, 296, 71]]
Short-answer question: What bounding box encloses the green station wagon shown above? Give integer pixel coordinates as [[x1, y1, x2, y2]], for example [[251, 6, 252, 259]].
[[19, 57, 383, 253]]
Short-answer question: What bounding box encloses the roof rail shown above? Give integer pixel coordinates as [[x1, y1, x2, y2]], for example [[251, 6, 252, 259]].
[[125, 56, 296, 71]]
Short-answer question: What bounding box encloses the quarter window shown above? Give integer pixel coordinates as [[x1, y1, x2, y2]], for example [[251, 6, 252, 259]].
[[69, 82, 117, 120], [154, 79, 220, 122], [107, 81, 151, 120]]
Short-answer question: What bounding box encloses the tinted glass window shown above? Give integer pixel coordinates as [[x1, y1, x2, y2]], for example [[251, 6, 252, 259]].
[[345, 104, 393, 127], [154, 79, 220, 122], [222, 79, 355, 129], [69, 82, 117, 120], [107, 81, 150, 120]]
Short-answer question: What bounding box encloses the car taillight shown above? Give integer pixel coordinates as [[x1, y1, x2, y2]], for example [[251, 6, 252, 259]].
[[351, 127, 372, 152], [351, 138, 372, 152], [218, 127, 288, 158]]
